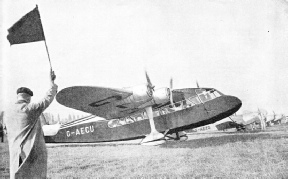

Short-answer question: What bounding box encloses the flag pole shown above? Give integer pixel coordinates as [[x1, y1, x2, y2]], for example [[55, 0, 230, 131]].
[[37, 4, 53, 71], [44, 39, 53, 71]]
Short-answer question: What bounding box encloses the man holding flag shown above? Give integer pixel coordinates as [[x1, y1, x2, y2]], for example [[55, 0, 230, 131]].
[[4, 71, 57, 179], [5, 5, 58, 178]]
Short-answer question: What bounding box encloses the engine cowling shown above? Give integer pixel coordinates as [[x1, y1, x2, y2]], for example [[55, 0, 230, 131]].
[[117, 85, 170, 109], [130, 84, 153, 103], [117, 84, 153, 108], [152, 87, 170, 105], [137, 87, 170, 108]]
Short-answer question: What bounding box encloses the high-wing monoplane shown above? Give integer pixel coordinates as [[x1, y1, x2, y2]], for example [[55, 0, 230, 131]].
[[266, 111, 286, 126], [191, 109, 270, 132], [44, 73, 242, 145]]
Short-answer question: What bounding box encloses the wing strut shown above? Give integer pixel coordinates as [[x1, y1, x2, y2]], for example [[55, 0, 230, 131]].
[[140, 106, 165, 145], [140, 71, 166, 145]]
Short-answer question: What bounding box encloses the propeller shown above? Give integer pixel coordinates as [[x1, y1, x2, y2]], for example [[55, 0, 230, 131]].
[[169, 77, 174, 106], [196, 80, 200, 88], [145, 71, 155, 91]]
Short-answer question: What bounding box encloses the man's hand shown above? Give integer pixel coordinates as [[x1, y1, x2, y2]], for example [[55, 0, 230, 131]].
[[50, 69, 56, 82]]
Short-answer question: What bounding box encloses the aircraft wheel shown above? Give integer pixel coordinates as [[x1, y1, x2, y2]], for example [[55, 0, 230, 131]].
[[179, 135, 188, 141]]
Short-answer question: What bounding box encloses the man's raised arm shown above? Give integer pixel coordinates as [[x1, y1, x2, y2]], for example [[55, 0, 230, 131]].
[[28, 70, 58, 114]]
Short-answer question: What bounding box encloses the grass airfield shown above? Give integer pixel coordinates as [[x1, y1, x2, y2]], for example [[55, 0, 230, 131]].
[[1, 124, 288, 178]]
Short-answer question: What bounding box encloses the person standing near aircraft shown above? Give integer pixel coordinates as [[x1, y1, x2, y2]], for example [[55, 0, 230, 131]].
[[260, 114, 266, 130], [258, 109, 267, 130], [3, 70, 57, 179]]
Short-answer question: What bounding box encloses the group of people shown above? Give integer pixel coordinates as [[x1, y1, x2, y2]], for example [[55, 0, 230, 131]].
[[3, 70, 58, 179]]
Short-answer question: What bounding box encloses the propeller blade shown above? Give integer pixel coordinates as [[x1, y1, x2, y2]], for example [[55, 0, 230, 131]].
[[145, 71, 154, 90], [196, 80, 200, 88], [169, 78, 174, 106]]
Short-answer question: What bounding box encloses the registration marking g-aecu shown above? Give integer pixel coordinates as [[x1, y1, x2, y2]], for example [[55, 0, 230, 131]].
[[66, 125, 95, 137]]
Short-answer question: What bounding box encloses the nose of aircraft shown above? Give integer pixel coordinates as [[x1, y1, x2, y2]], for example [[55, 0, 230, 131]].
[[188, 95, 242, 127], [222, 95, 242, 115], [205, 95, 242, 120]]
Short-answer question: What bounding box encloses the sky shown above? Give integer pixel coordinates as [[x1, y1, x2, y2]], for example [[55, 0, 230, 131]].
[[1, 0, 288, 119]]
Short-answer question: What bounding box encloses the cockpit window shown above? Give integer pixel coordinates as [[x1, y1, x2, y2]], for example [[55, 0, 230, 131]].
[[213, 91, 221, 97], [198, 92, 212, 103], [187, 97, 201, 105], [195, 89, 205, 95]]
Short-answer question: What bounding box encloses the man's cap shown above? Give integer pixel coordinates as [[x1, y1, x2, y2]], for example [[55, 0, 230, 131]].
[[17, 87, 33, 96]]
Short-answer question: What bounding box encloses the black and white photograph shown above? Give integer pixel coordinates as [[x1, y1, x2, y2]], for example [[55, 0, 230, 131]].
[[1, 0, 288, 178]]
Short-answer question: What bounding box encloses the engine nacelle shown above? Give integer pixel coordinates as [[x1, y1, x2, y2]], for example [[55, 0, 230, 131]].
[[130, 84, 153, 103], [117, 84, 153, 108], [137, 87, 170, 108], [117, 85, 170, 109], [152, 87, 170, 105]]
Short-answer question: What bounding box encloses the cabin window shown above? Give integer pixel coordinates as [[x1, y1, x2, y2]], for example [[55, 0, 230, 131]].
[[119, 118, 126, 125], [126, 117, 134, 124], [131, 113, 144, 121], [153, 111, 160, 117], [136, 116, 144, 121], [142, 111, 148, 119], [182, 100, 188, 108], [160, 109, 167, 115], [205, 92, 212, 100], [187, 96, 201, 105], [213, 91, 221, 97], [196, 89, 215, 103], [198, 93, 210, 103], [108, 119, 119, 128], [166, 106, 175, 113], [174, 102, 181, 107]]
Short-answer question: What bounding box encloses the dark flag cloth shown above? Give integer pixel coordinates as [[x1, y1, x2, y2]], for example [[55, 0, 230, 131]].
[[7, 5, 45, 45]]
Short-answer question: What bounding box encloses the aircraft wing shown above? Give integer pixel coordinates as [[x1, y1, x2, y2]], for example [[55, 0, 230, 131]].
[[56, 86, 133, 119]]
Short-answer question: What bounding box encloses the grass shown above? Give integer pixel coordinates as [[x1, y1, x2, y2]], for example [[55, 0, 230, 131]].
[[1, 125, 288, 178]]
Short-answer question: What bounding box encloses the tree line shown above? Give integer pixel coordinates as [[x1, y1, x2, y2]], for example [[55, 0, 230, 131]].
[[0, 111, 85, 126]]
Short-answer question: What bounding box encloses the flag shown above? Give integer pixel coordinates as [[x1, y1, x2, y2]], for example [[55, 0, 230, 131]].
[[7, 5, 45, 45]]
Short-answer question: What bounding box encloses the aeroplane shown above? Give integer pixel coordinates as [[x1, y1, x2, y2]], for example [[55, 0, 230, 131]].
[[266, 111, 286, 126], [43, 72, 242, 145], [274, 113, 286, 124], [189, 118, 244, 133], [190, 109, 270, 132]]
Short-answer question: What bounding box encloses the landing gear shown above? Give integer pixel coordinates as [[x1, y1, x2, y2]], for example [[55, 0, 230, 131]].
[[165, 131, 188, 141], [140, 106, 166, 145]]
